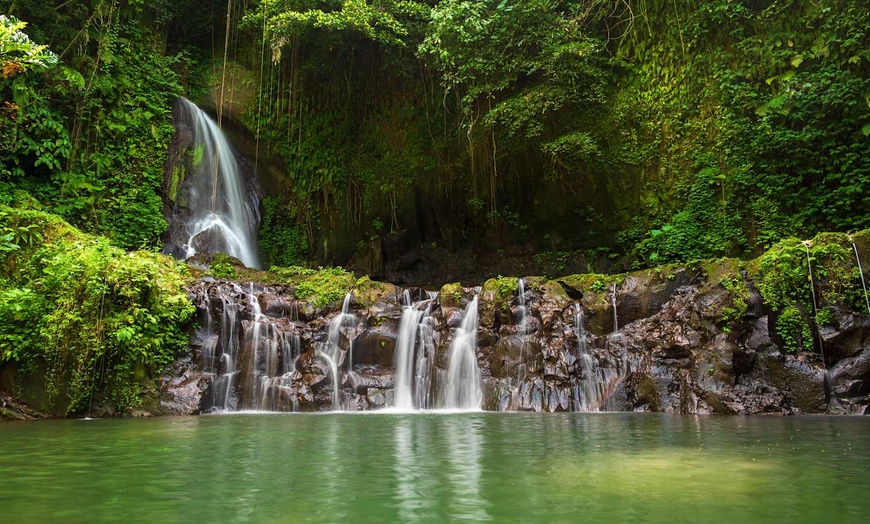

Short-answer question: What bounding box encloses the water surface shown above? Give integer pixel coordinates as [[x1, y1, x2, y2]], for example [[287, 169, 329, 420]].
[[1, 413, 868, 523]]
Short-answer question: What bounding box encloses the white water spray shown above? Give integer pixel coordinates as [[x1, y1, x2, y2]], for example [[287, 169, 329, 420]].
[[444, 296, 482, 410], [179, 98, 260, 268], [318, 292, 356, 410], [392, 293, 438, 410]]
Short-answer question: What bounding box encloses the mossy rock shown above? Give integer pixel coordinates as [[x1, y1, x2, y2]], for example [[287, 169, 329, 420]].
[[540, 279, 570, 308], [559, 273, 625, 306], [266, 265, 355, 309], [354, 276, 397, 310], [439, 282, 465, 309]]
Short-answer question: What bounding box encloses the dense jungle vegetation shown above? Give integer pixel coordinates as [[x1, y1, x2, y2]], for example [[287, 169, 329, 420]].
[[2, 0, 869, 270], [1, 1, 869, 412]]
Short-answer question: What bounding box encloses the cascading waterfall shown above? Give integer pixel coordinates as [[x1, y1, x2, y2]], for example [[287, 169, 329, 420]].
[[393, 292, 439, 410], [574, 305, 598, 410], [572, 304, 623, 411], [196, 282, 301, 412], [571, 281, 630, 412], [241, 286, 301, 410], [318, 292, 356, 410], [852, 241, 870, 315], [444, 296, 482, 410], [197, 283, 242, 410], [177, 98, 260, 268], [517, 278, 529, 335], [612, 282, 619, 333], [414, 293, 440, 409], [516, 278, 529, 385], [394, 307, 425, 410]]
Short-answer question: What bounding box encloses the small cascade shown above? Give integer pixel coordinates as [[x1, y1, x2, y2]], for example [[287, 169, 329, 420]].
[[572, 304, 614, 411], [444, 296, 482, 410], [804, 242, 836, 409], [517, 278, 529, 335], [515, 278, 530, 386], [415, 293, 440, 409], [566, 282, 629, 412], [197, 283, 242, 410], [612, 282, 619, 333], [852, 241, 870, 315], [393, 292, 439, 410], [240, 286, 301, 410], [196, 282, 301, 411], [319, 291, 356, 410], [394, 307, 425, 409], [175, 99, 260, 268], [803, 243, 825, 353]]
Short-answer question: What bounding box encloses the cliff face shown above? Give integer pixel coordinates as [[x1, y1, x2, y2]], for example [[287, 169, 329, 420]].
[[157, 258, 870, 416]]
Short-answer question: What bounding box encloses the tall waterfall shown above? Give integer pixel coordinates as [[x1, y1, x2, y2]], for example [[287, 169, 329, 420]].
[[176, 98, 260, 268], [444, 296, 482, 410]]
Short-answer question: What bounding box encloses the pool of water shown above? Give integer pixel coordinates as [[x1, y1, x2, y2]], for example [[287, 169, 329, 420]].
[[1, 413, 868, 523]]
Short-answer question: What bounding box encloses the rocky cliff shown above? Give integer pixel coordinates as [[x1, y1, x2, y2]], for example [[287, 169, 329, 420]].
[[157, 233, 870, 415]]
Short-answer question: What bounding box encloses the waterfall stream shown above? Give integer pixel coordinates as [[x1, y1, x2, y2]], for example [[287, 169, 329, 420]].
[[444, 296, 482, 410], [852, 242, 870, 315], [175, 99, 260, 268], [392, 294, 438, 410]]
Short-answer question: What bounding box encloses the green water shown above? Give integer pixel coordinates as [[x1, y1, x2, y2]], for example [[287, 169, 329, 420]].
[[1, 413, 868, 523]]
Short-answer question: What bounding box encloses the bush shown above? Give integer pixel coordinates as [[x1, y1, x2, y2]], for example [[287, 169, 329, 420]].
[[0, 206, 194, 413]]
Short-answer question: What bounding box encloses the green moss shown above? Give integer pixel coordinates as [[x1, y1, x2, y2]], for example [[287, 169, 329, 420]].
[[719, 275, 748, 332], [167, 165, 184, 203], [482, 276, 519, 300], [206, 253, 237, 280], [269, 265, 355, 308], [776, 306, 813, 353], [482, 276, 521, 318], [540, 279, 570, 307], [439, 282, 464, 308], [354, 276, 395, 308], [559, 273, 625, 305], [748, 233, 859, 314], [0, 206, 195, 415]]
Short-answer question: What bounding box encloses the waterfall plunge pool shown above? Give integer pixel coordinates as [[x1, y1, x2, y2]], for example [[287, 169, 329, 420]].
[[1, 413, 868, 523]]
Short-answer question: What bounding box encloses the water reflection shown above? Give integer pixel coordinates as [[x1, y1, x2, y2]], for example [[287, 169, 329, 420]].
[[2, 414, 870, 523], [317, 415, 349, 522], [393, 417, 436, 521], [445, 416, 491, 521]]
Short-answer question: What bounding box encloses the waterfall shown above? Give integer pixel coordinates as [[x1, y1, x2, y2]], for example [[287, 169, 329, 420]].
[[201, 283, 242, 410], [176, 98, 260, 268], [574, 305, 588, 357], [572, 304, 620, 411], [803, 243, 826, 354], [612, 282, 619, 333], [517, 278, 529, 335], [804, 242, 836, 408], [852, 242, 870, 315], [393, 293, 438, 410], [196, 282, 301, 412], [394, 307, 425, 410], [444, 296, 482, 410], [415, 293, 439, 409], [318, 292, 356, 410]]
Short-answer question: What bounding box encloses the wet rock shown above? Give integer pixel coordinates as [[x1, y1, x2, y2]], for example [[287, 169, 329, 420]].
[[127, 258, 870, 417], [354, 325, 397, 368]]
